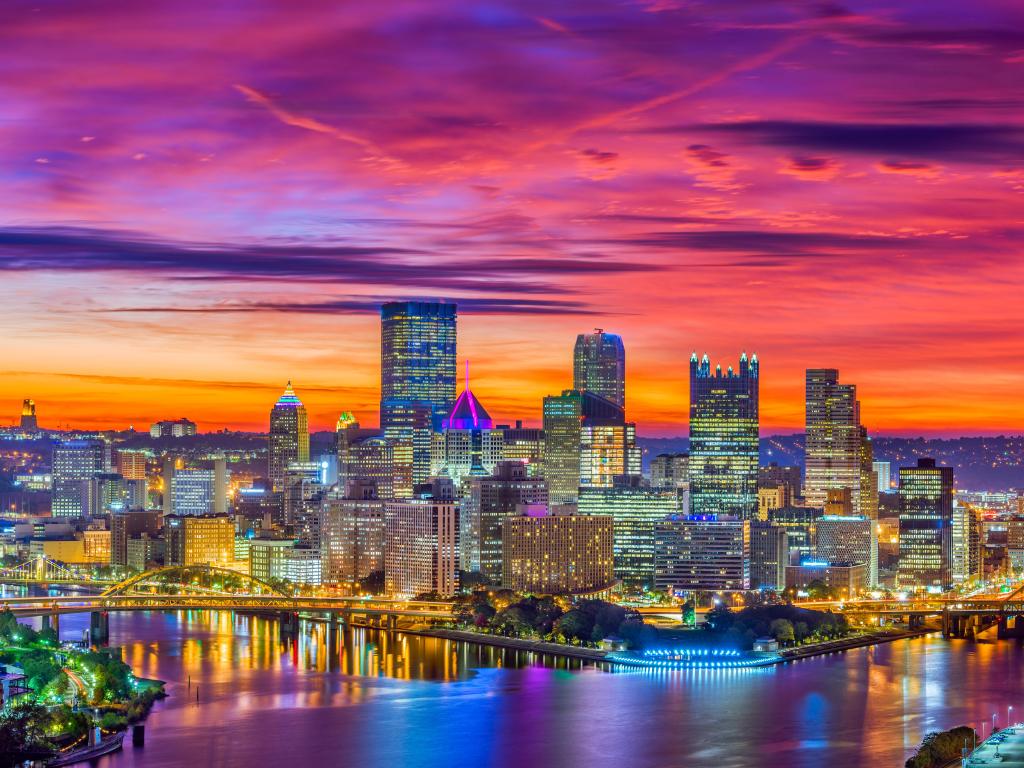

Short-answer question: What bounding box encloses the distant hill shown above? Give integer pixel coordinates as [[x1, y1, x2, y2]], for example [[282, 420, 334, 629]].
[[639, 434, 1024, 491]]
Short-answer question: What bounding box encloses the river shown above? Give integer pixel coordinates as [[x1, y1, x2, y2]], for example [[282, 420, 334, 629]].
[[17, 607, 1024, 767]]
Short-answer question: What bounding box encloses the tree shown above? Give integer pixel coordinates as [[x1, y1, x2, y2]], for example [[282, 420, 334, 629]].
[[359, 570, 385, 595], [0, 702, 52, 767], [794, 621, 810, 643], [681, 600, 696, 627], [769, 618, 795, 645], [554, 610, 592, 643], [705, 604, 734, 633]]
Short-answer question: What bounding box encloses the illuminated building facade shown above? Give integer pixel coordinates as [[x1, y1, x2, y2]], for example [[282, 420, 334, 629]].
[[654, 515, 750, 592], [322, 497, 386, 590], [898, 458, 954, 590], [498, 422, 544, 477], [111, 509, 160, 566], [384, 490, 459, 597], [20, 399, 37, 431], [149, 418, 197, 438], [461, 461, 548, 580], [169, 460, 229, 517], [502, 509, 614, 594], [952, 502, 983, 584], [116, 449, 148, 482], [750, 520, 787, 590], [804, 369, 862, 511], [785, 561, 866, 599], [688, 353, 759, 518], [573, 329, 626, 409], [165, 514, 235, 567], [650, 453, 688, 489], [268, 382, 309, 491], [859, 428, 879, 518], [815, 514, 878, 587], [874, 461, 892, 493], [380, 301, 457, 485], [580, 422, 640, 490], [52, 440, 109, 517], [577, 476, 680, 588], [430, 369, 504, 485]]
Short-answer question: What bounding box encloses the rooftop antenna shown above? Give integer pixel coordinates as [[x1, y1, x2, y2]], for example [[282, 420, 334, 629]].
[[465, 360, 470, 391]]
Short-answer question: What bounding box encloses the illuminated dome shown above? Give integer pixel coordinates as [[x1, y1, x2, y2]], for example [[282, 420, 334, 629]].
[[444, 362, 493, 430]]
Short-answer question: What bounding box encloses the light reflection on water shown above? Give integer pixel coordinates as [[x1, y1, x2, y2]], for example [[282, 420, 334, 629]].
[[6, 590, 1024, 768]]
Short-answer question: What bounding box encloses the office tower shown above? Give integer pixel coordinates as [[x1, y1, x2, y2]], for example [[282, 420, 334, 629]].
[[577, 476, 680, 588], [126, 535, 164, 571], [384, 483, 459, 597], [785, 561, 867, 600], [542, 390, 634, 505], [502, 509, 614, 594], [573, 329, 626, 409], [165, 514, 234, 567], [953, 502, 983, 583], [804, 369, 862, 510], [268, 382, 309, 491], [815, 515, 878, 587], [282, 461, 327, 549], [340, 435, 401, 500], [758, 463, 802, 499], [824, 488, 854, 516], [750, 521, 787, 590], [766, 505, 818, 564], [322, 497, 386, 591], [52, 440, 109, 517], [461, 461, 548, 581], [873, 461, 892, 493], [430, 366, 504, 485], [650, 453, 688, 489], [20, 399, 37, 431], [111, 509, 160, 567], [654, 515, 750, 592], [249, 539, 321, 585], [380, 301, 457, 484], [757, 486, 789, 520], [89, 473, 132, 515], [688, 352, 759, 518], [898, 458, 954, 590], [169, 464, 229, 517], [498, 421, 545, 477], [149, 418, 197, 438], [116, 449, 147, 482], [858, 428, 879, 518]]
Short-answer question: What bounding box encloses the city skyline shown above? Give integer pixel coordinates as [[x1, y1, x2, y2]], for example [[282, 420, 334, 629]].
[[2, 2, 1023, 435]]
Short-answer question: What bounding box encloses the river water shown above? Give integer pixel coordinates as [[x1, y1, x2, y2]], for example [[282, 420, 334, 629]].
[[21, 608, 1024, 768]]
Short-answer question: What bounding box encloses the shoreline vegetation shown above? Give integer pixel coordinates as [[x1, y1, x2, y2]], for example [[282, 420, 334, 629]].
[[905, 726, 977, 768], [0, 610, 165, 767]]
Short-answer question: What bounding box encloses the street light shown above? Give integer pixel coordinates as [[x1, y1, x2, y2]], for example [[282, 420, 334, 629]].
[[1009, 705, 1014, 728]]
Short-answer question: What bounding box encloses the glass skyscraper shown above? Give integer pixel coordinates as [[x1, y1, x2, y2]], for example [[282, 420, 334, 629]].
[[804, 369, 862, 511], [898, 458, 954, 590], [268, 381, 309, 491], [573, 329, 626, 409], [380, 301, 457, 485], [688, 352, 759, 518]]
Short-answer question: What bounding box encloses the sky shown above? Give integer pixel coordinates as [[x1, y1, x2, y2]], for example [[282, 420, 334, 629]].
[[1, 0, 1023, 436]]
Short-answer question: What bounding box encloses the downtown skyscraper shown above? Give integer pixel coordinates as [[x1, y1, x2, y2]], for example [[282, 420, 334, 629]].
[[268, 381, 309, 491], [805, 369, 863, 511], [688, 352, 759, 518], [380, 301, 457, 485], [898, 458, 954, 590], [573, 329, 626, 409]]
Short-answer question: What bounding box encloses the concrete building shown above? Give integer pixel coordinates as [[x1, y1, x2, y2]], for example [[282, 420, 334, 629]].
[[654, 515, 750, 592], [165, 514, 234, 567], [750, 520, 787, 591], [149, 418, 197, 438], [322, 497, 386, 590], [384, 489, 459, 597], [111, 509, 160, 567], [430, 370, 504, 485], [953, 503, 983, 584], [52, 440, 109, 517], [501, 508, 614, 594], [804, 369, 862, 511], [815, 515, 878, 587], [898, 458, 954, 590], [168, 460, 229, 517], [650, 453, 688, 490], [785, 561, 867, 599]]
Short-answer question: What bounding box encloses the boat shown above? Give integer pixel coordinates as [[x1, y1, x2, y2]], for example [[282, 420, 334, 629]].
[[49, 732, 125, 766]]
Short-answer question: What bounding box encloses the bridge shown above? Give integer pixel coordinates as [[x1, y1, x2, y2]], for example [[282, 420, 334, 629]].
[[0, 556, 117, 586], [0, 564, 457, 643]]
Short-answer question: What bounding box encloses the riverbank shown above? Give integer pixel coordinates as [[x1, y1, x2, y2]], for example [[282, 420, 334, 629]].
[[780, 627, 935, 662]]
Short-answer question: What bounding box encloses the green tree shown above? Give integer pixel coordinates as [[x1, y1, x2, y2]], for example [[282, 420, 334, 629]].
[[0, 702, 52, 766], [769, 618, 795, 645], [794, 621, 810, 643], [681, 600, 696, 627]]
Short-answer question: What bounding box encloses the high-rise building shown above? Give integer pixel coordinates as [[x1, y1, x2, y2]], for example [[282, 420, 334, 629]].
[[650, 453, 688, 489], [111, 509, 160, 567], [116, 449, 148, 482], [384, 484, 459, 597], [804, 369, 862, 510], [573, 329, 626, 409], [858, 429, 879, 519], [654, 515, 750, 592], [169, 461, 229, 517], [268, 382, 309, 491], [953, 502, 983, 584], [758, 463, 802, 499], [322, 497, 386, 591], [461, 461, 548, 581], [750, 520, 787, 591], [502, 508, 614, 595], [20, 399, 37, 431], [577, 476, 680, 588], [824, 488, 854, 517], [873, 461, 892, 493], [766, 505, 818, 565], [542, 390, 634, 505], [815, 515, 878, 587], [282, 461, 327, 549], [249, 539, 321, 585], [165, 514, 234, 567], [898, 458, 954, 590], [498, 422, 544, 477], [430, 366, 504, 485], [380, 301, 457, 485], [52, 440, 109, 517], [688, 353, 759, 518]]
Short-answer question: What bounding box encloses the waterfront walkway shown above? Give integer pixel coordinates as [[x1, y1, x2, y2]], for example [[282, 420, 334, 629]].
[[966, 725, 1024, 766], [420, 628, 609, 661]]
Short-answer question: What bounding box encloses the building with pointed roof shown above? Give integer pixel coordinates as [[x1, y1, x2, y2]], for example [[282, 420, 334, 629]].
[[431, 363, 503, 486], [269, 381, 309, 491]]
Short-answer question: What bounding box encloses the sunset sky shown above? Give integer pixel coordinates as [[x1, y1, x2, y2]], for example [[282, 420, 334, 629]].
[[1, 0, 1023, 436]]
